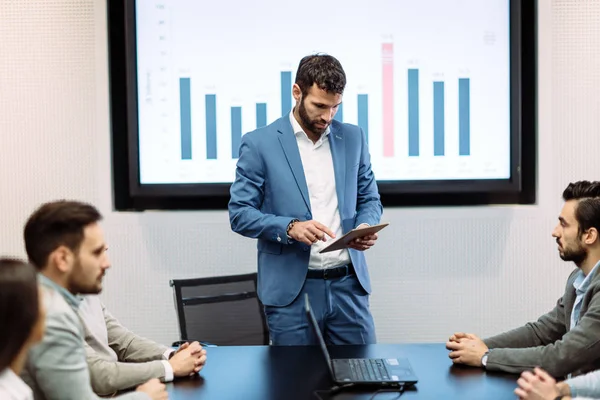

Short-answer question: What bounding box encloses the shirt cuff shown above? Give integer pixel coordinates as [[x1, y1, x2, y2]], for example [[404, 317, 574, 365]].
[[568, 383, 577, 397], [161, 360, 174, 382], [481, 351, 490, 368], [163, 348, 174, 360]]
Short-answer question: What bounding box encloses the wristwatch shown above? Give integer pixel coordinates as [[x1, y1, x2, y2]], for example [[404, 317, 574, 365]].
[[481, 351, 490, 367], [286, 219, 299, 239]]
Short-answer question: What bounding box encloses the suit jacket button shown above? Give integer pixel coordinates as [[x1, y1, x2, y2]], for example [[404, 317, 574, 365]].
[[303, 246, 309, 251]]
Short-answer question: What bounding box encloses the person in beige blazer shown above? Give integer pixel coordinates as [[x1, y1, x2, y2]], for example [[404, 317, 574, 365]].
[[20, 200, 167, 400], [79, 295, 207, 396]]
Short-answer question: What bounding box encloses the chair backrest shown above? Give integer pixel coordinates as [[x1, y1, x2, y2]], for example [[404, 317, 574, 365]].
[[169, 272, 269, 346]]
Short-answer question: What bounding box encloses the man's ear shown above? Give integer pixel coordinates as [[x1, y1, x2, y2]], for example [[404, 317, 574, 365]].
[[584, 227, 599, 245], [292, 83, 302, 102], [48, 246, 74, 273]]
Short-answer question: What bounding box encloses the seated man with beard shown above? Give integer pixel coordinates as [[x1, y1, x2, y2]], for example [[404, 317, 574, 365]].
[[446, 181, 600, 378]]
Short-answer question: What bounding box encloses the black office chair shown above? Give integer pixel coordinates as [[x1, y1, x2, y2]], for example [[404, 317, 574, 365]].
[[169, 272, 269, 346]]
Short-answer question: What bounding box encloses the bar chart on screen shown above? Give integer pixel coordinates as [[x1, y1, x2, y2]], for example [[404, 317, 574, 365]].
[[135, 0, 511, 184]]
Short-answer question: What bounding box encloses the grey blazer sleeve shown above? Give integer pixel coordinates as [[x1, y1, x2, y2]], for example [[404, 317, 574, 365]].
[[485, 293, 600, 377], [26, 306, 148, 400], [483, 295, 567, 350], [103, 304, 171, 363], [85, 304, 170, 395], [85, 341, 167, 395], [484, 270, 578, 351]]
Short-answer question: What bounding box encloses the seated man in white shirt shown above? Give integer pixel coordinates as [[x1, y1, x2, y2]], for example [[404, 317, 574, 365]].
[[79, 295, 207, 396]]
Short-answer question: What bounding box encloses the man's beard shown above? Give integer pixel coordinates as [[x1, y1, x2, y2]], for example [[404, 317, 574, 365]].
[[298, 99, 329, 136], [559, 240, 587, 266], [68, 257, 103, 295]]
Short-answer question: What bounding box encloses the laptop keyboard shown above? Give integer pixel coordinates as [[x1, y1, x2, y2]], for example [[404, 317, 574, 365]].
[[349, 359, 389, 381]]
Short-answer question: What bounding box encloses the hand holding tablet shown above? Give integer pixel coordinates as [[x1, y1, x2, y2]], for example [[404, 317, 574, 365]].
[[319, 223, 389, 253]]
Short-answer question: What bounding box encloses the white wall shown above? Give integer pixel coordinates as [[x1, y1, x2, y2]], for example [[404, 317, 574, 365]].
[[1, 0, 598, 345]]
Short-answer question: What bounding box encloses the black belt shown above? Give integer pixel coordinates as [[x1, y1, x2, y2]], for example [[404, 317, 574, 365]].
[[306, 263, 355, 280]]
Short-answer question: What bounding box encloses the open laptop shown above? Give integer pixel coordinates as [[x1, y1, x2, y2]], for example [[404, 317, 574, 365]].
[[305, 294, 418, 387]]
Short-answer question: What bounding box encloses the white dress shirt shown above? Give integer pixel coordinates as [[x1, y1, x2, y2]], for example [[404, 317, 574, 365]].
[[290, 112, 351, 270], [78, 295, 174, 381], [0, 368, 34, 400]]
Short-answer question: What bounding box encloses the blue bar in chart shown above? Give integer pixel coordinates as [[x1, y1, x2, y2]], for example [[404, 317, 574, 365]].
[[459, 78, 470, 156], [433, 81, 445, 156], [358, 94, 369, 143], [408, 69, 419, 157], [281, 71, 292, 116], [231, 106, 242, 158], [334, 103, 343, 122], [205, 94, 217, 160], [177, 70, 472, 163], [179, 78, 192, 160], [256, 103, 267, 128]]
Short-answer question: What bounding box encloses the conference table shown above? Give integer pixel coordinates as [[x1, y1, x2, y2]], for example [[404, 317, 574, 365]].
[[166, 343, 522, 399]]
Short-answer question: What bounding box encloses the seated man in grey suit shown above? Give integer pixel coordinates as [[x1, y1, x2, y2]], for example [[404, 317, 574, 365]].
[[79, 295, 207, 396], [446, 181, 600, 377], [21, 200, 167, 400]]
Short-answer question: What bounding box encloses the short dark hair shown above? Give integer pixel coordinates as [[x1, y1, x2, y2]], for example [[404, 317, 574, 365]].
[[0, 258, 39, 371], [295, 54, 346, 97], [562, 181, 600, 236], [24, 200, 103, 269]]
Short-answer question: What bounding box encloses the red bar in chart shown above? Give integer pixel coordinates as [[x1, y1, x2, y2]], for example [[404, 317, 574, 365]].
[[382, 42, 394, 157]]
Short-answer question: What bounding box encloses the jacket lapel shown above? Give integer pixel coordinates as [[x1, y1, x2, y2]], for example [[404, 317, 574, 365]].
[[277, 119, 311, 210], [328, 124, 346, 215]]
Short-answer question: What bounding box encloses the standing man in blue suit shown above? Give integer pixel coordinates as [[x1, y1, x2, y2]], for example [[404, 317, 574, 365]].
[[229, 54, 383, 346]]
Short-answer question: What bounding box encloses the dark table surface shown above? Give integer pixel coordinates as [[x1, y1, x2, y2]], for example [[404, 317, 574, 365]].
[[166, 343, 520, 400]]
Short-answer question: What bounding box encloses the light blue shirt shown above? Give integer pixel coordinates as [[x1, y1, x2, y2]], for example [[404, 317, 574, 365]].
[[38, 274, 80, 309], [567, 368, 600, 399], [570, 260, 600, 330]]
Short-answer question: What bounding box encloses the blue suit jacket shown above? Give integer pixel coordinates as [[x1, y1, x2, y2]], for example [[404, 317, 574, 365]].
[[229, 115, 382, 307]]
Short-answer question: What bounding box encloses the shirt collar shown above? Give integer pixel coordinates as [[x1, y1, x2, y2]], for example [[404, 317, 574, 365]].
[[38, 274, 81, 310], [573, 259, 600, 295], [289, 111, 330, 144]]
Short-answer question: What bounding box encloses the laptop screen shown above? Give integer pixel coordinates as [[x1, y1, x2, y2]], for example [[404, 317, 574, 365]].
[[304, 294, 335, 378]]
